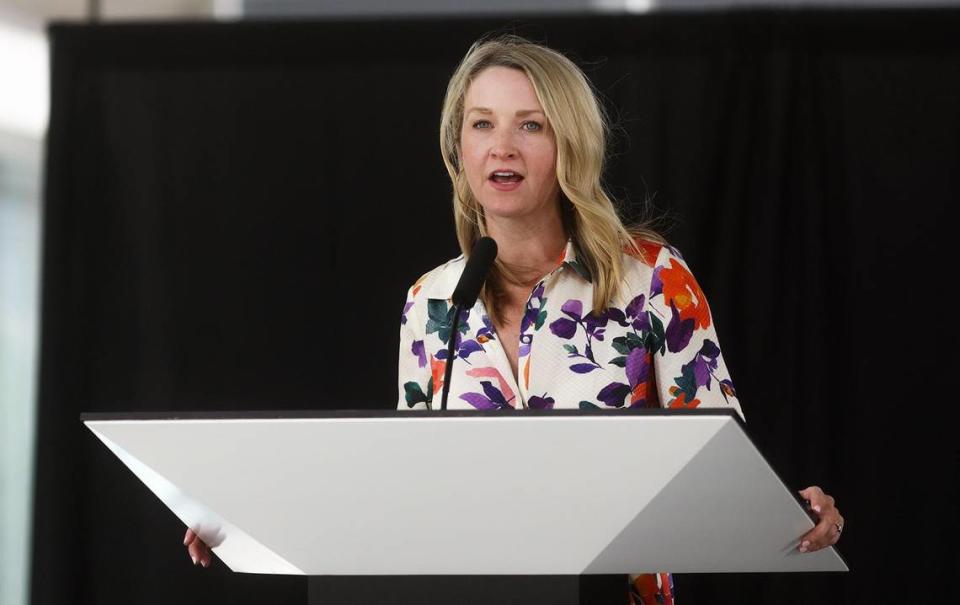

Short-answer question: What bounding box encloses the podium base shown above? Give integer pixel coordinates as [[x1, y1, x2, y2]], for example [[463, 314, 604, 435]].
[[307, 575, 629, 604]]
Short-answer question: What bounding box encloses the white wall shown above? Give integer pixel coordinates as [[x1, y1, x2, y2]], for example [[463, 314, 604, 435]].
[[0, 126, 41, 605], [0, 12, 44, 605]]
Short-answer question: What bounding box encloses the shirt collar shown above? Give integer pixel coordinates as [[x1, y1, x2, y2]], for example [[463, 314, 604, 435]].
[[425, 240, 592, 301], [425, 255, 466, 300], [557, 239, 593, 283]]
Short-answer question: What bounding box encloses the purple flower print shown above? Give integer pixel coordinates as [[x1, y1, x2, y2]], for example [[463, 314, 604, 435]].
[[476, 313, 496, 343], [651, 267, 664, 298], [625, 347, 650, 390], [596, 347, 651, 408], [458, 338, 483, 360], [549, 317, 577, 339], [434, 337, 483, 363], [517, 283, 549, 360], [583, 311, 608, 342], [561, 299, 583, 318], [401, 301, 414, 325], [624, 294, 652, 333], [693, 339, 720, 381], [428, 305, 494, 366], [465, 367, 516, 404], [597, 382, 630, 407], [460, 392, 498, 410], [549, 299, 607, 372], [665, 300, 695, 353], [519, 282, 548, 334], [625, 294, 645, 320], [411, 339, 427, 368], [527, 394, 555, 409], [460, 380, 513, 410], [673, 339, 722, 404], [625, 347, 651, 408], [606, 306, 628, 328]]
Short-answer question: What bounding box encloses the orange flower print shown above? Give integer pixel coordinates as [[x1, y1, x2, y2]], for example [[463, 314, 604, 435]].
[[660, 258, 711, 330], [466, 366, 516, 403], [667, 386, 701, 409], [628, 240, 664, 267], [430, 355, 446, 394]]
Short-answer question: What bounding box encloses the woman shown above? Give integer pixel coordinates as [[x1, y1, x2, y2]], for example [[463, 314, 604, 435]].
[[394, 35, 844, 603], [186, 35, 844, 603]]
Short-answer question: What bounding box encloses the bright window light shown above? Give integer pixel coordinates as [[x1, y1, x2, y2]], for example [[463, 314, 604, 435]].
[[0, 22, 49, 138], [625, 0, 655, 11]]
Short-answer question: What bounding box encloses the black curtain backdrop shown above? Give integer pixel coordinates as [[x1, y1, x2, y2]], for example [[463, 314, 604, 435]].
[[33, 10, 957, 605]]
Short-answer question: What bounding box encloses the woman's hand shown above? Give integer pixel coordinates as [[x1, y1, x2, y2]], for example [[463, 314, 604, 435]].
[[183, 528, 212, 567], [797, 486, 844, 553]]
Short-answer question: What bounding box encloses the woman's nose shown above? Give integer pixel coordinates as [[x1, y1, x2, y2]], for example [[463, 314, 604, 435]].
[[490, 131, 518, 159]]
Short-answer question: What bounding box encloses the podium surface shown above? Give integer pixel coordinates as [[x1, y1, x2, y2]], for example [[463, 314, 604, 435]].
[[82, 409, 847, 575]]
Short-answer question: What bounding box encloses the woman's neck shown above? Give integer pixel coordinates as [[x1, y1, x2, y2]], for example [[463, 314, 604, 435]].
[[484, 206, 567, 286]]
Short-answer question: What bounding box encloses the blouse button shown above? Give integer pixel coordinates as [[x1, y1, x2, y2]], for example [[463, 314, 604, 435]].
[[520, 334, 533, 345]]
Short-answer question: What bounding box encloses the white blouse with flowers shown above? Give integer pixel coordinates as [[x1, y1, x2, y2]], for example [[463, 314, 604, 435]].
[[397, 240, 743, 419], [395, 239, 743, 605]]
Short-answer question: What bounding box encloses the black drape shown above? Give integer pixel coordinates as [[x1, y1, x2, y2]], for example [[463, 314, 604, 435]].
[[34, 10, 957, 605]]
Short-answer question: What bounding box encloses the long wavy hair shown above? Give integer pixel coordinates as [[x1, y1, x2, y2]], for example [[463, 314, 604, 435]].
[[439, 34, 663, 322]]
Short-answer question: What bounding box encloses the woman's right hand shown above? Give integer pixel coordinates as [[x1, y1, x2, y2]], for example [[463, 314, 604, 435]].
[[183, 528, 212, 567]]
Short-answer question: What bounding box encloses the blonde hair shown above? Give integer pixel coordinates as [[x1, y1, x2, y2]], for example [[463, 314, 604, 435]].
[[439, 34, 663, 321]]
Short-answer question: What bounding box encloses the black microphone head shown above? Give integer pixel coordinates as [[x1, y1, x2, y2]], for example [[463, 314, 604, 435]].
[[452, 237, 498, 308]]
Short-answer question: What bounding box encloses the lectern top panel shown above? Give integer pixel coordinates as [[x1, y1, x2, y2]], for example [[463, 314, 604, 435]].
[[83, 409, 845, 574]]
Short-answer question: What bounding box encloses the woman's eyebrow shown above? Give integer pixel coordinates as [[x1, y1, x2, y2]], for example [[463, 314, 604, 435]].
[[465, 107, 545, 117]]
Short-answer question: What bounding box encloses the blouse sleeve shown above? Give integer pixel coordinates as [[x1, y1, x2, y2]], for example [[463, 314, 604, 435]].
[[649, 246, 744, 421], [397, 280, 434, 411]]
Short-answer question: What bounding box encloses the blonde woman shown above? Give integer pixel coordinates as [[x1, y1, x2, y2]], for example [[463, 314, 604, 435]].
[[185, 35, 844, 603], [394, 35, 844, 604]]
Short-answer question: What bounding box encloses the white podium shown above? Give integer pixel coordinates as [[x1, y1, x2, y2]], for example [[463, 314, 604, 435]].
[[82, 408, 847, 578]]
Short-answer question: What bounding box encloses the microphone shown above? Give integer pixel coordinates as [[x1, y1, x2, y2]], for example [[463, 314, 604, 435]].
[[441, 237, 498, 410], [452, 237, 498, 308]]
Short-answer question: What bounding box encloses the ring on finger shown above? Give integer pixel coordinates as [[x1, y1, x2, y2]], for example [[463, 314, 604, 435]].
[[834, 522, 843, 535]]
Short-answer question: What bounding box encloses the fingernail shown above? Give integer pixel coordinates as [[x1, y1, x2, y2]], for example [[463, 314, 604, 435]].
[[191, 556, 197, 565], [799, 545, 807, 553], [202, 559, 209, 568], [813, 505, 821, 513]]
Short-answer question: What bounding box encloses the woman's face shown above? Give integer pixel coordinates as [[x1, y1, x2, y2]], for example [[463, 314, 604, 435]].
[[460, 66, 560, 224]]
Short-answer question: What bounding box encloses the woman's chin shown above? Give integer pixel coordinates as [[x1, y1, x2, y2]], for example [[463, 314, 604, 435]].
[[478, 192, 561, 223], [480, 202, 538, 222]]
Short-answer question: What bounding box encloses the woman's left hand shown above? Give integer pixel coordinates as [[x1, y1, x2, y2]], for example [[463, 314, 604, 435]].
[[797, 485, 844, 553]]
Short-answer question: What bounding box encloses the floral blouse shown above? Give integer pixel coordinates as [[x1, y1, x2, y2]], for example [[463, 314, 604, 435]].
[[396, 239, 744, 604]]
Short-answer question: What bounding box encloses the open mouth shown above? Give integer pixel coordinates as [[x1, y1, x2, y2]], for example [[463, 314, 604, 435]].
[[489, 170, 525, 184]]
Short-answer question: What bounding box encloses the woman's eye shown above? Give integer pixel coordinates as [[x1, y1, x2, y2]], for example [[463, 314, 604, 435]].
[[473, 120, 492, 129], [522, 121, 543, 132]]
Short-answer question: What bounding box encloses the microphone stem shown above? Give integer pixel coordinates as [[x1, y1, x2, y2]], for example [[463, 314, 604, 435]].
[[439, 304, 463, 411]]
